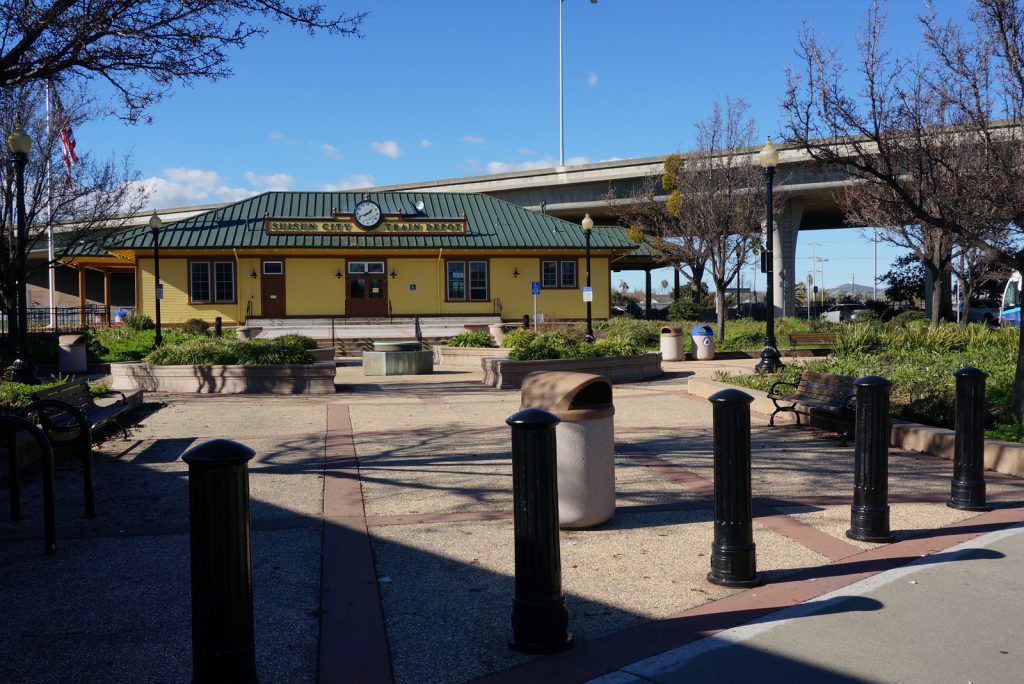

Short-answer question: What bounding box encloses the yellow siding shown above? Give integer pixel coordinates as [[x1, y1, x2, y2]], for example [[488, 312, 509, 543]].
[[388, 258, 440, 315], [285, 258, 346, 315], [138, 257, 245, 324]]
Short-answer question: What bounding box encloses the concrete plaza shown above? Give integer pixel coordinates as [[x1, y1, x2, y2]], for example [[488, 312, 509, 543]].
[[1, 359, 1022, 683]]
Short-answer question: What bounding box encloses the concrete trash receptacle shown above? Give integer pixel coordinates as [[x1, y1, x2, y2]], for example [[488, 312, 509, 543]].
[[520, 371, 615, 529], [488, 323, 506, 346], [660, 326, 683, 361], [691, 324, 715, 360], [58, 334, 87, 373]]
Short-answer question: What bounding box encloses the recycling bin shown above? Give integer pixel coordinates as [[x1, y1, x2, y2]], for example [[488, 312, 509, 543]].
[[660, 326, 683, 361], [691, 324, 715, 360], [58, 334, 87, 373], [520, 371, 615, 529]]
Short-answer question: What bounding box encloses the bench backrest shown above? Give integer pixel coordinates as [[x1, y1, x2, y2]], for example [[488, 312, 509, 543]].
[[30, 381, 95, 411], [791, 370, 854, 402], [789, 332, 838, 346]]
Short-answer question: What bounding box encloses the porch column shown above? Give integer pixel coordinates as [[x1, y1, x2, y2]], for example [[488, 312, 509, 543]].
[[102, 270, 111, 324], [645, 268, 652, 319], [78, 267, 87, 326]]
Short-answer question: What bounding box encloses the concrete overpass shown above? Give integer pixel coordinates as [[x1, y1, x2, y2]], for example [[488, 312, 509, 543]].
[[370, 147, 857, 316]]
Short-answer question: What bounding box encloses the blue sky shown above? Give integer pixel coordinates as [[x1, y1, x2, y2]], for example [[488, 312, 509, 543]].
[[77, 0, 971, 294]]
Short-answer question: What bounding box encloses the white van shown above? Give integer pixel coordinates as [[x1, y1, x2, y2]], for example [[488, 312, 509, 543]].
[[820, 303, 869, 323]]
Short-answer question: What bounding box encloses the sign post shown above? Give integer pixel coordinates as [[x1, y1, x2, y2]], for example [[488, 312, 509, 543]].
[[531, 281, 541, 330]]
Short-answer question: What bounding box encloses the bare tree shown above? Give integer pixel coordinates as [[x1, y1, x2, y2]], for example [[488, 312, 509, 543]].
[[1, 84, 145, 326], [608, 174, 710, 305], [0, 1, 367, 122], [661, 97, 762, 341]]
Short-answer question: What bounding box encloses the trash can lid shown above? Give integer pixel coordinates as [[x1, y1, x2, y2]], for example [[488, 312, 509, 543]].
[[59, 334, 86, 345], [520, 371, 614, 421], [690, 325, 713, 336], [660, 326, 682, 336]]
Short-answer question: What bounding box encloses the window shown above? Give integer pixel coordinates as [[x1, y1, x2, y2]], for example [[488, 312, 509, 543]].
[[447, 260, 488, 301], [263, 261, 283, 275], [541, 258, 578, 289], [189, 260, 235, 303], [348, 261, 384, 275]]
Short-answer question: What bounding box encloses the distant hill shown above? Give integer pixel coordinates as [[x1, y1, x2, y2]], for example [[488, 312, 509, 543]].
[[827, 283, 878, 298]]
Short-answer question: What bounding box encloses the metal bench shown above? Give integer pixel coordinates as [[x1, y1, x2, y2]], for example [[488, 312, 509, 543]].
[[768, 370, 855, 445], [29, 380, 133, 439], [787, 332, 839, 357]]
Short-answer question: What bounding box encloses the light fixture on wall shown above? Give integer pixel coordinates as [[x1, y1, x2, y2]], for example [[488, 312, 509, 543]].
[[250, 268, 258, 279], [513, 267, 520, 278], [390, 268, 398, 279], [335, 269, 343, 279]]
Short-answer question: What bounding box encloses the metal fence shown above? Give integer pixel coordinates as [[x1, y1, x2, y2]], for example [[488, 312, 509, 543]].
[[0, 305, 132, 335]]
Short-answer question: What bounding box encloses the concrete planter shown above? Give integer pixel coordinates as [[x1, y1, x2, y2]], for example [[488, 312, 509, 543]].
[[311, 347, 336, 362], [687, 377, 1024, 478], [482, 353, 662, 389], [433, 345, 508, 368], [109, 361, 337, 394]]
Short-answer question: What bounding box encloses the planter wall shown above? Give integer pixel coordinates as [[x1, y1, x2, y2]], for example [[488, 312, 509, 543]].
[[482, 353, 662, 389], [109, 361, 337, 394], [433, 345, 508, 368]]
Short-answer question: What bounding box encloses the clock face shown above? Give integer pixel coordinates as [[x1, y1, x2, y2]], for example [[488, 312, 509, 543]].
[[354, 200, 383, 228]]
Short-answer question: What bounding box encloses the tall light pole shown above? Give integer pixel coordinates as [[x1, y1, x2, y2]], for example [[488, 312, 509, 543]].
[[756, 140, 783, 374], [7, 127, 37, 383], [149, 212, 164, 347], [559, 0, 597, 167], [582, 212, 595, 342]]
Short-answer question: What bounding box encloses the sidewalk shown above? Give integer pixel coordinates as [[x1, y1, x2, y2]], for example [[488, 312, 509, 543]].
[[0, 359, 1022, 683]]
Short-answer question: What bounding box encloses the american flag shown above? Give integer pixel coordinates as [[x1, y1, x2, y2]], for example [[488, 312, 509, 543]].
[[52, 86, 78, 186]]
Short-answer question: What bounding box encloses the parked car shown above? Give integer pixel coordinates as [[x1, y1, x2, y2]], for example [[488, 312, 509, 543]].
[[820, 303, 870, 323], [963, 301, 999, 324]]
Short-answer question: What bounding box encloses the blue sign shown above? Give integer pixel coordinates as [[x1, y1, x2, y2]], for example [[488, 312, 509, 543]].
[[409, 283, 416, 291], [582, 286, 593, 302], [531, 281, 541, 296], [155, 283, 164, 300]]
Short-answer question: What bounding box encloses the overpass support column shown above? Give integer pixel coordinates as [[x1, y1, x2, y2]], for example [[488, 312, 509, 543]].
[[771, 199, 803, 318]]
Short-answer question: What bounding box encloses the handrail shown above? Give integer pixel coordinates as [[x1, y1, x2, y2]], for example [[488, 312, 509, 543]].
[[0, 415, 56, 554], [494, 297, 503, 317], [20, 399, 95, 518]]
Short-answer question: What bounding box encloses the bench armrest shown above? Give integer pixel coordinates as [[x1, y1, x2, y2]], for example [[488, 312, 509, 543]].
[[840, 394, 856, 410], [97, 388, 128, 404], [768, 380, 798, 395]]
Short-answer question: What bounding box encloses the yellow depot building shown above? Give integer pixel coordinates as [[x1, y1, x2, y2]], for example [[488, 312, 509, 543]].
[[68, 191, 655, 325]]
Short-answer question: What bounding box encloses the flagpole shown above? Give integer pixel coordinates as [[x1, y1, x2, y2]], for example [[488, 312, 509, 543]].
[[45, 82, 56, 329]]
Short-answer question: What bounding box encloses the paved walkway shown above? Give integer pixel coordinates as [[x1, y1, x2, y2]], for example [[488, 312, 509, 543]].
[[1, 359, 1022, 683]]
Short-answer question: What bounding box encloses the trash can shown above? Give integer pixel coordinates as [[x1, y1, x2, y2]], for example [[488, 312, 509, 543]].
[[690, 324, 715, 360], [489, 323, 506, 346], [114, 309, 127, 325], [520, 371, 615, 529], [58, 334, 87, 373], [660, 326, 683, 361]]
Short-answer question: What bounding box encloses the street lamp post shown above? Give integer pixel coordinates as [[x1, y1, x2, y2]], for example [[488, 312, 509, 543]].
[[149, 212, 163, 347], [7, 127, 37, 383], [756, 140, 784, 374], [582, 212, 595, 342]]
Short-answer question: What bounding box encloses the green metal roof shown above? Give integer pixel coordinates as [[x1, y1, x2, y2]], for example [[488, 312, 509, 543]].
[[106, 191, 642, 252]]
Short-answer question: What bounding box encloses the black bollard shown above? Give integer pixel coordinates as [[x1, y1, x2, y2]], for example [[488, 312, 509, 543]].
[[949, 367, 989, 511], [506, 408, 572, 654], [847, 376, 895, 543], [182, 439, 257, 683], [414, 314, 422, 342], [522, 314, 530, 330], [706, 389, 761, 587], [0, 416, 56, 554], [215, 316, 223, 337]]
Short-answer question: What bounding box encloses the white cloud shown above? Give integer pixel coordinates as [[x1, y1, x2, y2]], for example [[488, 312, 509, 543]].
[[320, 143, 342, 159], [244, 172, 295, 191], [419, 139, 433, 148], [587, 71, 598, 87], [320, 174, 376, 191], [268, 131, 295, 144], [135, 167, 254, 209], [517, 147, 536, 155], [485, 155, 590, 174], [461, 135, 485, 145], [371, 140, 402, 158]]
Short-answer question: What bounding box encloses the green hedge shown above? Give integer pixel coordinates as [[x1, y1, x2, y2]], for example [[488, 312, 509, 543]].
[[446, 330, 495, 348], [144, 336, 315, 366]]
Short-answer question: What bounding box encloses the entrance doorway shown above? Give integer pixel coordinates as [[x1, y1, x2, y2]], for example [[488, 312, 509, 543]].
[[346, 260, 387, 317], [261, 259, 285, 317]]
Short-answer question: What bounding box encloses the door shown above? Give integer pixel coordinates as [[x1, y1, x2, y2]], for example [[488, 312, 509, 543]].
[[261, 259, 286, 317], [345, 260, 387, 317]]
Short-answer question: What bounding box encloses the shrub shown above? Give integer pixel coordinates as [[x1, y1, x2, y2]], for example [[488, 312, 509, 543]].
[[124, 313, 154, 331], [600, 319, 661, 349], [182, 318, 210, 336], [274, 334, 318, 350], [507, 330, 643, 361], [890, 309, 928, 326], [143, 337, 313, 366], [446, 330, 495, 348], [668, 297, 706, 321], [501, 328, 537, 349]]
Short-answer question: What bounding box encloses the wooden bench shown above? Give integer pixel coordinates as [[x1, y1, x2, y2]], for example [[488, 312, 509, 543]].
[[767, 370, 856, 445], [29, 380, 134, 439], [787, 332, 839, 357]]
